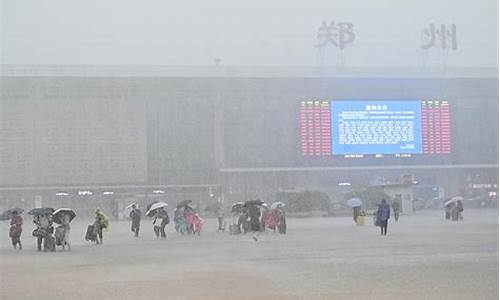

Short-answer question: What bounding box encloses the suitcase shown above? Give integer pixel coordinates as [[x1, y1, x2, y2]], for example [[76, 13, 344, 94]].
[[229, 224, 241, 235], [85, 225, 97, 242], [55, 226, 65, 246], [356, 215, 365, 226], [44, 235, 56, 252]]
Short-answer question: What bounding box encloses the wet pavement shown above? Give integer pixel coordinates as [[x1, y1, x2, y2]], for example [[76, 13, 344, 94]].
[[0, 209, 497, 300]]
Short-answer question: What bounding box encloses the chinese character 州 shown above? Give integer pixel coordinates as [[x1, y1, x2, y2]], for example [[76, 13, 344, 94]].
[[421, 24, 457, 50], [315, 21, 355, 50]]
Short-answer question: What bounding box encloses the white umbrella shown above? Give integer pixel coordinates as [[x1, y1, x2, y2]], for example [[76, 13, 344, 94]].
[[443, 199, 456, 207], [231, 202, 244, 213], [52, 208, 76, 224], [146, 202, 168, 217], [125, 203, 138, 210], [347, 198, 362, 207], [271, 201, 286, 209]]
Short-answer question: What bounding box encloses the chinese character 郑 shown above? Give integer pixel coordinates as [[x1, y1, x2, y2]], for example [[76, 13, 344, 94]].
[[315, 21, 355, 49]]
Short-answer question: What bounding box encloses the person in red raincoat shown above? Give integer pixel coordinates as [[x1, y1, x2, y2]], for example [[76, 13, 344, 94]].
[[262, 209, 277, 232], [185, 208, 204, 235]]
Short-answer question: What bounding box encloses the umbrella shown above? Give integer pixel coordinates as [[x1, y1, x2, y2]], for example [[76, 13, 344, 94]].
[[28, 207, 55, 216], [146, 201, 159, 211], [244, 199, 265, 207], [52, 208, 76, 224], [347, 198, 363, 208], [452, 196, 464, 201], [231, 202, 244, 213], [176, 200, 192, 208], [271, 201, 286, 209], [125, 203, 138, 210], [443, 199, 455, 207], [146, 202, 168, 217], [0, 208, 24, 221]]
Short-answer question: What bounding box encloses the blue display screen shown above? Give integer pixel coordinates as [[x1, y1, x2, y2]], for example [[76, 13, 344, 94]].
[[331, 101, 423, 155]]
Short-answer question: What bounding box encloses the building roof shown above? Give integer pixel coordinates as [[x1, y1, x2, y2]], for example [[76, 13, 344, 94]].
[[1, 65, 497, 78]]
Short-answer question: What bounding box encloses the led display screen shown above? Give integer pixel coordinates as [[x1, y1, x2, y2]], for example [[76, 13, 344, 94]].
[[300, 100, 451, 156]]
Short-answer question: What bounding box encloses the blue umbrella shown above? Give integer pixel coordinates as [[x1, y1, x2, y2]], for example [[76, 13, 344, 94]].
[[0, 208, 24, 221], [28, 207, 55, 216], [347, 198, 362, 207], [271, 201, 286, 209]]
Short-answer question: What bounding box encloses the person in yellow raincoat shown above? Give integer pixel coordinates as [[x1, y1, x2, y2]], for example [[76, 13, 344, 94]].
[[94, 209, 109, 244]]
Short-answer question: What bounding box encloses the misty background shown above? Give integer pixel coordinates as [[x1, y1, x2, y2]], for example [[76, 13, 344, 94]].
[[1, 0, 498, 67], [0, 0, 498, 214]]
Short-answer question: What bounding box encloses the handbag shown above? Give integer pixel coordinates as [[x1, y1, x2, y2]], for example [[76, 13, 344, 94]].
[[10, 226, 21, 238], [32, 228, 47, 237]]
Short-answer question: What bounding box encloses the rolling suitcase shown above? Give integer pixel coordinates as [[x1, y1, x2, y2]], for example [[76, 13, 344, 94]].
[[85, 224, 97, 242], [229, 224, 241, 235], [44, 235, 56, 252], [55, 226, 65, 246]]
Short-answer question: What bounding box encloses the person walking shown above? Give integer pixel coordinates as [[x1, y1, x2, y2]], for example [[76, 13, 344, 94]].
[[33, 213, 53, 251], [215, 205, 225, 232], [274, 207, 287, 234], [392, 200, 401, 222], [444, 200, 454, 220], [456, 200, 464, 221], [9, 211, 23, 250], [94, 209, 109, 245], [262, 207, 277, 232], [247, 204, 261, 241], [184, 207, 198, 235], [191, 213, 204, 235], [55, 213, 72, 251], [174, 207, 187, 234], [129, 204, 141, 237], [376, 199, 391, 236], [237, 210, 249, 234], [352, 206, 361, 224], [154, 207, 169, 239]]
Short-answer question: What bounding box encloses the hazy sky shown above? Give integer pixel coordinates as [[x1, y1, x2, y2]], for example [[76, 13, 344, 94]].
[[1, 0, 498, 67]]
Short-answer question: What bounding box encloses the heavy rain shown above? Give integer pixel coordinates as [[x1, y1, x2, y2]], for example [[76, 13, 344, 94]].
[[0, 1, 498, 299]]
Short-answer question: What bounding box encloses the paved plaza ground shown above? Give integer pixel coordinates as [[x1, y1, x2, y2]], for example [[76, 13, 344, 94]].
[[0, 209, 497, 300]]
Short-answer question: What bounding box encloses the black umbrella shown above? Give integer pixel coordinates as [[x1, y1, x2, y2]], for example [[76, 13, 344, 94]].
[[28, 207, 55, 216], [176, 199, 193, 208], [0, 208, 24, 221], [52, 208, 76, 224], [243, 199, 265, 207]]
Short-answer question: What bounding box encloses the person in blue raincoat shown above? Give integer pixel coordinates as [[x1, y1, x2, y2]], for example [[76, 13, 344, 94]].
[[174, 207, 187, 235]]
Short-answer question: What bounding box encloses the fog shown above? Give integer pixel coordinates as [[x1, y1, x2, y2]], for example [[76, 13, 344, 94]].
[[1, 0, 498, 67], [0, 1, 498, 299]]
